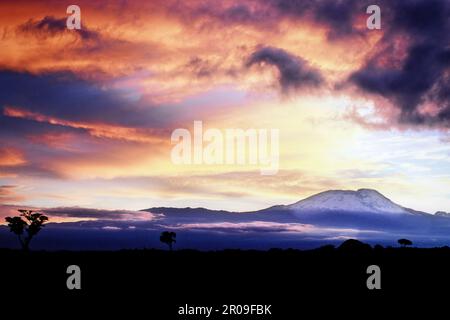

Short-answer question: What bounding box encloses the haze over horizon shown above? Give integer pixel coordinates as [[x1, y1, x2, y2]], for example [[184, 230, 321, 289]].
[[1, 0, 450, 224]]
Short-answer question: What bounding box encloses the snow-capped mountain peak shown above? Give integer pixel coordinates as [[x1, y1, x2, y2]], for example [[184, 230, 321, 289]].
[[287, 188, 414, 214]]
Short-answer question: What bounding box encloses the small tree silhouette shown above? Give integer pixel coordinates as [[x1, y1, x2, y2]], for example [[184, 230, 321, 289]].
[[5, 209, 49, 251], [398, 238, 413, 248], [160, 231, 176, 251]]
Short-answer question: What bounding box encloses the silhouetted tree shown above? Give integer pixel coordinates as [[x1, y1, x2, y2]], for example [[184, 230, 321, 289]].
[[5, 209, 49, 251], [160, 231, 176, 251], [338, 239, 372, 252], [398, 238, 413, 248]]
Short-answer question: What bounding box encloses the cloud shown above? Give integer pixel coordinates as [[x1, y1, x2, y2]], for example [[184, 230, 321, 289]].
[[0, 204, 162, 224], [175, 1, 277, 28], [0, 70, 162, 128], [109, 170, 343, 203], [349, 0, 450, 128], [3, 105, 167, 143], [0, 185, 26, 203], [102, 226, 122, 230], [164, 221, 381, 237], [0, 69, 176, 178], [267, 0, 367, 40], [246, 46, 324, 94], [184, 57, 221, 79], [41, 207, 161, 221], [175, 0, 371, 40], [168, 221, 314, 233], [1, 0, 449, 215], [0, 69, 230, 131], [0, 147, 26, 167], [167, 0, 450, 126], [0, 68, 256, 179], [18, 15, 100, 41]]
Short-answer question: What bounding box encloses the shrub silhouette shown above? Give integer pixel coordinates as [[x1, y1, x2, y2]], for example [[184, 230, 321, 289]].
[[5, 209, 49, 251], [338, 239, 371, 252], [398, 238, 413, 247], [374, 244, 384, 251], [160, 231, 176, 251]]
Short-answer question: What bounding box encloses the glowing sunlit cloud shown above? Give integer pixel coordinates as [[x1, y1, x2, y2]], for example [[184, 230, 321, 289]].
[[0, 147, 26, 166], [3, 106, 166, 143]]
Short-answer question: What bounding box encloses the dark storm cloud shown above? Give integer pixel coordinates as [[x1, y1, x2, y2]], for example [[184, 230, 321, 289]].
[[246, 46, 324, 93], [349, 0, 450, 127], [389, 0, 448, 39], [180, 0, 450, 128], [268, 0, 369, 39], [0, 69, 223, 131], [18, 15, 100, 41], [0, 70, 168, 128]]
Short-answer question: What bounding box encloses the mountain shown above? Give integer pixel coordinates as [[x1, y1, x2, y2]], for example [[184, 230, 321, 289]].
[[286, 188, 427, 215], [139, 188, 441, 247], [435, 211, 450, 217], [2, 188, 448, 250], [144, 188, 428, 216]]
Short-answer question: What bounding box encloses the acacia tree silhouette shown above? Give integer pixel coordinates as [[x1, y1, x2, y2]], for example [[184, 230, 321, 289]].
[[398, 238, 413, 248], [5, 209, 49, 251], [160, 231, 176, 251]]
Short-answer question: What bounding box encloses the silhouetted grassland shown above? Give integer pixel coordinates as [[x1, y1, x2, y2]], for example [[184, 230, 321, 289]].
[[2, 243, 449, 317]]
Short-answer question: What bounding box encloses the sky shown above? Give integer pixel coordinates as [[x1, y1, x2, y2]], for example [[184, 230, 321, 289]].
[[1, 0, 450, 223]]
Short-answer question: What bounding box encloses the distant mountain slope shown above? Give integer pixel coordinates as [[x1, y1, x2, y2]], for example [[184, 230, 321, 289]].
[[140, 189, 433, 233], [286, 189, 427, 215], [144, 189, 429, 217]]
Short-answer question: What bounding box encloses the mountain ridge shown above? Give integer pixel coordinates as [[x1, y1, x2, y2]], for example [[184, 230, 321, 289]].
[[143, 188, 430, 216], [286, 188, 429, 215]]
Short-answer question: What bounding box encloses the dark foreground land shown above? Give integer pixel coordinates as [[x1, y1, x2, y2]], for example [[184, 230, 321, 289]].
[[1, 242, 450, 317]]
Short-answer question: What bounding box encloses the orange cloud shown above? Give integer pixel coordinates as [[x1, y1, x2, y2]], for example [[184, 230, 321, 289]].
[[0, 0, 375, 103], [4, 105, 166, 143], [0, 185, 26, 203], [0, 147, 26, 166]]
